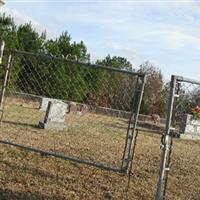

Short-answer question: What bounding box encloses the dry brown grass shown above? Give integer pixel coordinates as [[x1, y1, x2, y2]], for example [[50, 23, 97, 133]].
[[0, 101, 200, 200]]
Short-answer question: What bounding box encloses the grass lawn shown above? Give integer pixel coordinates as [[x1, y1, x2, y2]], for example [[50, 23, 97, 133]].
[[0, 100, 200, 200]]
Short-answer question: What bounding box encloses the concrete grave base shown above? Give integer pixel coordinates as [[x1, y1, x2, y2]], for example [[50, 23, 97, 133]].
[[180, 134, 200, 140], [38, 121, 67, 131]]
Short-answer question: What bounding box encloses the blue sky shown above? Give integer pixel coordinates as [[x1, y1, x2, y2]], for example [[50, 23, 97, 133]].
[[1, 0, 200, 81]]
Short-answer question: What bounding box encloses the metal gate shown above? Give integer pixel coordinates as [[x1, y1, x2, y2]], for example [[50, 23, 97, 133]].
[[0, 49, 146, 175], [156, 75, 200, 199]]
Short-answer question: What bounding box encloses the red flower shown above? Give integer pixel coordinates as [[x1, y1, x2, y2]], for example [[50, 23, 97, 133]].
[[192, 106, 200, 119]]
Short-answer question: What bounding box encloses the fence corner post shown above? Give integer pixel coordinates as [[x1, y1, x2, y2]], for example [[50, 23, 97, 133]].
[[0, 40, 5, 65]]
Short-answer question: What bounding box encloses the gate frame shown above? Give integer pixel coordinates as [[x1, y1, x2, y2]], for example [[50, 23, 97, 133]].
[[155, 75, 200, 200], [0, 49, 146, 175]]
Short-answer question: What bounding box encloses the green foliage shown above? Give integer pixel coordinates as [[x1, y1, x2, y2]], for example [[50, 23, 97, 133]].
[[94, 55, 136, 110], [0, 13, 18, 50], [0, 14, 91, 104], [0, 13, 167, 114], [96, 54, 133, 70], [17, 23, 46, 52]]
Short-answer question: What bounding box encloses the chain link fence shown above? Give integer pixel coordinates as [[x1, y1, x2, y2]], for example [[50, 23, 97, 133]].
[[0, 49, 146, 174]]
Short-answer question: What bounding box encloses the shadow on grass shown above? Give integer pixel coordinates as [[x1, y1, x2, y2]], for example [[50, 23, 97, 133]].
[[2, 120, 39, 129], [0, 160, 57, 180], [100, 122, 128, 130], [0, 188, 65, 200]]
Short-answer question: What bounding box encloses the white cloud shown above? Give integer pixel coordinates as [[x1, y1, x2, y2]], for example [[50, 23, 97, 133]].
[[2, 1, 200, 79], [1, 6, 55, 38], [47, 2, 200, 52]]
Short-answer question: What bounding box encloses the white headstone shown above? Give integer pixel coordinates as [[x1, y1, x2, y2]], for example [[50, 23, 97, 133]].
[[40, 97, 54, 111], [39, 100, 68, 130], [40, 97, 69, 113], [181, 114, 200, 140]]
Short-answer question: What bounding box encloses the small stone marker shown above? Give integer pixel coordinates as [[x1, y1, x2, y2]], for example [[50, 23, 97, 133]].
[[180, 114, 200, 140], [69, 102, 77, 114], [38, 100, 68, 130], [68, 102, 88, 115]]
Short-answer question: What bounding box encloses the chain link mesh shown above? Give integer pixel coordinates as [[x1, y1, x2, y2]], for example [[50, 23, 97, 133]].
[[172, 80, 200, 137], [0, 50, 144, 171]]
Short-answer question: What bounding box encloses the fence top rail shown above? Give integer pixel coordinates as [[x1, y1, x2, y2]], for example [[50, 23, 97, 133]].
[[174, 75, 200, 86], [9, 49, 145, 77]]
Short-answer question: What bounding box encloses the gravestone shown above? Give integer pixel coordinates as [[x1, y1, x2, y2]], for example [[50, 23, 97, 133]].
[[180, 114, 200, 140], [40, 97, 69, 113], [40, 97, 55, 111], [69, 102, 77, 114], [38, 100, 68, 130], [68, 102, 88, 115]]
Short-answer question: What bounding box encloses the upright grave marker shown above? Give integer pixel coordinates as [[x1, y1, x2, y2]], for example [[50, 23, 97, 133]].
[[180, 114, 200, 139], [39, 100, 68, 130]]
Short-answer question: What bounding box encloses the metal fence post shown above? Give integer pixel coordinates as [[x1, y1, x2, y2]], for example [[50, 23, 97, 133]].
[[162, 81, 181, 198], [155, 75, 177, 200], [122, 74, 146, 173], [0, 40, 5, 65], [121, 76, 140, 169], [0, 51, 13, 123]]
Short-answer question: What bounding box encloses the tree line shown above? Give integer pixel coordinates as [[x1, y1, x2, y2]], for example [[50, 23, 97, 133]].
[[0, 13, 171, 117]]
